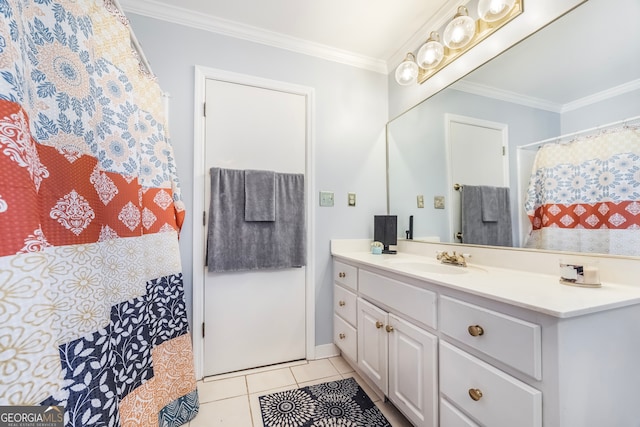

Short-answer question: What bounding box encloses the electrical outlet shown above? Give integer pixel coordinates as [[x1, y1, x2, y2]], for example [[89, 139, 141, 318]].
[[348, 192, 356, 207], [319, 191, 334, 207], [434, 196, 445, 209], [417, 195, 425, 208]]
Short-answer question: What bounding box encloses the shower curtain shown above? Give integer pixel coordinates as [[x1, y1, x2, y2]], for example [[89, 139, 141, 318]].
[[524, 126, 640, 255], [0, 1, 199, 426]]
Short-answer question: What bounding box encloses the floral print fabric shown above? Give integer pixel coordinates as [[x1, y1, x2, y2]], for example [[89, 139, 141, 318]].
[[524, 126, 640, 255], [0, 0, 197, 426]]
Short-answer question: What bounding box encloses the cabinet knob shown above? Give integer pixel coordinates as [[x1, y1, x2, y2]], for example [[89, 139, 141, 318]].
[[468, 388, 483, 401], [339, 333, 346, 340], [338, 272, 346, 278], [386, 325, 394, 333], [375, 321, 384, 329], [339, 300, 346, 307], [468, 325, 484, 337]]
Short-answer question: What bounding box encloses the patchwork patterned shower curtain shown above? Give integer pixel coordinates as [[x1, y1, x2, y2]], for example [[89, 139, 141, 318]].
[[524, 126, 640, 255], [0, 0, 199, 426]]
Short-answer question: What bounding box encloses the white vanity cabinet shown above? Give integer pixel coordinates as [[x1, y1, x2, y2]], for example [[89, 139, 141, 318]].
[[332, 249, 640, 427], [333, 261, 358, 362], [334, 261, 438, 427], [357, 297, 438, 427], [438, 296, 543, 427]]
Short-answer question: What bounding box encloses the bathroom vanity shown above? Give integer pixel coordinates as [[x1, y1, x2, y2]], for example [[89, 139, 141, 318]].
[[331, 239, 640, 427]]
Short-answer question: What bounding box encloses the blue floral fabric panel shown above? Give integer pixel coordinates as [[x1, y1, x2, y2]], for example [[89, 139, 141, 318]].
[[41, 327, 122, 427]]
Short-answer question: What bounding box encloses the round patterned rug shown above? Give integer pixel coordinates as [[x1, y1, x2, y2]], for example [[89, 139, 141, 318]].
[[258, 377, 391, 427]]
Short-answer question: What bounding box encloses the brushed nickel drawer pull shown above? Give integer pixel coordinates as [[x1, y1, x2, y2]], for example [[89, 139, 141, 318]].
[[339, 333, 346, 340], [468, 325, 484, 336], [338, 272, 346, 278], [468, 388, 483, 401], [338, 300, 346, 307]]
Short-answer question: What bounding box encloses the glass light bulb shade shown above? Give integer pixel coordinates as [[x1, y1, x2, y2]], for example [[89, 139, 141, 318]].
[[416, 33, 444, 69], [395, 54, 419, 85], [443, 8, 476, 49], [478, 0, 516, 22]]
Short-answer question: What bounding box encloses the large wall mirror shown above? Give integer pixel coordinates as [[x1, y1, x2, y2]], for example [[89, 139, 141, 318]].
[[387, 0, 640, 257]]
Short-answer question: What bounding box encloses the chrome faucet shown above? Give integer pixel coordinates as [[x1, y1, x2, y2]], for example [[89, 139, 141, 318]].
[[436, 250, 468, 267]]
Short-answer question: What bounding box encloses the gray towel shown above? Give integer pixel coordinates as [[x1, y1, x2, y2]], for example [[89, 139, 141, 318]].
[[245, 169, 276, 221], [207, 167, 306, 272], [461, 185, 513, 246], [480, 185, 498, 222]]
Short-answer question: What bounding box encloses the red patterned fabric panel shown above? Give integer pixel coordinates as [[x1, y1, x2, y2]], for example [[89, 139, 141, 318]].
[[0, 100, 181, 257], [529, 201, 640, 230]]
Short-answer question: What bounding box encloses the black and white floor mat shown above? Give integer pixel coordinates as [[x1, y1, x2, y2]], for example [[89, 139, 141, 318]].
[[259, 377, 391, 427]]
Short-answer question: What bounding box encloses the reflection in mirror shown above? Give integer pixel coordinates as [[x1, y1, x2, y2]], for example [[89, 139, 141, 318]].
[[387, 0, 640, 256]]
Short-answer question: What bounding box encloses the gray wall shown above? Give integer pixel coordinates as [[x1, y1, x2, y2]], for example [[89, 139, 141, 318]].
[[127, 14, 389, 347]]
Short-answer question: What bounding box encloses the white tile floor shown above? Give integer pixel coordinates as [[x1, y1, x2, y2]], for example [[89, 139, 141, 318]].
[[189, 356, 415, 426]]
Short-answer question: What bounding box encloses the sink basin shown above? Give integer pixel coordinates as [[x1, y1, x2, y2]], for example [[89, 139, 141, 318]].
[[387, 260, 469, 275]]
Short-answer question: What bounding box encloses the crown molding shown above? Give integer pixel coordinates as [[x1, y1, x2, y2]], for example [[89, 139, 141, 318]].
[[388, 0, 462, 70], [450, 78, 640, 114], [118, 0, 388, 74], [450, 80, 563, 112], [561, 79, 640, 113]]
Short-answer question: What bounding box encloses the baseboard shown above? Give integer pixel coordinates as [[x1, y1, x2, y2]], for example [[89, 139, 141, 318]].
[[313, 343, 340, 359]]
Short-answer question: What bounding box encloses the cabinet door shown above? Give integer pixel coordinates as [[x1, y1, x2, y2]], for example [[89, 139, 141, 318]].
[[357, 298, 388, 394], [388, 313, 438, 427]]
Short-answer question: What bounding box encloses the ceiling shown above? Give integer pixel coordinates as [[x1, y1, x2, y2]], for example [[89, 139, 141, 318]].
[[156, 0, 452, 61], [121, 0, 639, 109], [119, 0, 455, 72]]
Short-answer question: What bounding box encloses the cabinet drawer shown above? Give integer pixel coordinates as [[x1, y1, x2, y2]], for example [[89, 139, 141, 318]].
[[334, 261, 358, 291], [440, 341, 542, 427], [440, 399, 479, 427], [334, 285, 357, 327], [440, 296, 541, 379], [359, 269, 437, 329], [334, 314, 357, 362]]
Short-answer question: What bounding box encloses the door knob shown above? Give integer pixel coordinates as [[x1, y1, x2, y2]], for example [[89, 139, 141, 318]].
[[386, 325, 394, 333], [375, 321, 384, 329]]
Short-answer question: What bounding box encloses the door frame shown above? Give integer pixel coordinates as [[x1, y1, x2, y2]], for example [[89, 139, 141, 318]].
[[192, 65, 316, 379], [444, 114, 509, 243]]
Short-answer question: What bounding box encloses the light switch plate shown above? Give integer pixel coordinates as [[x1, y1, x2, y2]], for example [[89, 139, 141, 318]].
[[348, 192, 356, 207], [434, 196, 445, 209], [417, 195, 425, 208], [319, 191, 334, 207]]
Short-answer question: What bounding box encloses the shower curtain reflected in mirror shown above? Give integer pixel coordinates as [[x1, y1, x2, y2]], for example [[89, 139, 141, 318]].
[[524, 125, 640, 255]]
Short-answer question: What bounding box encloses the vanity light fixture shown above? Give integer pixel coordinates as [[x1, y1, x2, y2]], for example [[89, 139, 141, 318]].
[[478, 0, 517, 22], [416, 32, 445, 70], [394, 0, 523, 86], [395, 52, 419, 85], [443, 6, 476, 49]]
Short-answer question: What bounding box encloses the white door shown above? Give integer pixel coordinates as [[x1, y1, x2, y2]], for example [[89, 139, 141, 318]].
[[388, 313, 438, 427], [446, 115, 509, 243], [357, 298, 388, 394], [203, 78, 307, 376]]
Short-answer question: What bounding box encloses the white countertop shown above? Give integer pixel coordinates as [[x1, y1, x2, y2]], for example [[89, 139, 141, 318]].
[[332, 248, 640, 318]]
